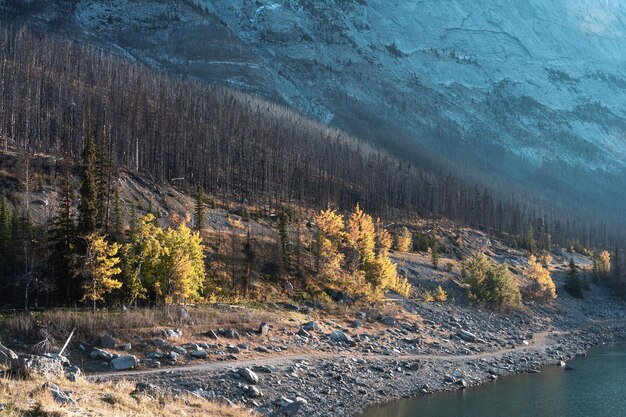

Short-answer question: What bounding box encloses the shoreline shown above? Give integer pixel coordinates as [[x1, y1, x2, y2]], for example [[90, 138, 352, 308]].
[[95, 319, 626, 417], [353, 322, 626, 416]]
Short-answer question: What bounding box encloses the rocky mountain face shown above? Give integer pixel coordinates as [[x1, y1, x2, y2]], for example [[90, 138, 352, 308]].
[[3, 0, 626, 216]]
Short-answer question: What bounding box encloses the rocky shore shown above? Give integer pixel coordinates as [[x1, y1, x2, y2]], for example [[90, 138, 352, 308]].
[[91, 298, 626, 417]]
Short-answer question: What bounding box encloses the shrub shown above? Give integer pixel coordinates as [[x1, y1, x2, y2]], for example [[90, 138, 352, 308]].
[[394, 227, 412, 252], [433, 286, 448, 302], [462, 253, 521, 309]]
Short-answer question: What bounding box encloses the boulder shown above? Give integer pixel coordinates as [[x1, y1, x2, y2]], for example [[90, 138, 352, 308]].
[[44, 382, 76, 405], [245, 385, 263, 398], [190, 349, 208, 359], [329, 330, 357, 347], [65, 365, 82, 381], [223, 328, 240, 339], [111, 355, 138, 371], [90, 348, 115, 361], [301, 321, 319, 331], [173, 346, 187, 355], [457, 330, 478, 343], [382, 316, 397, 326], [161, 329, 182, 339], [154, 338, 168, 347], [238, 367, 259, 384], [259, 322, 270, 336], [271, 397, 308, 416], [100, 334, 117, 349]]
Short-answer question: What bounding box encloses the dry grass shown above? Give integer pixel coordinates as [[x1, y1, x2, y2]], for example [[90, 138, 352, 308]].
[[0, 305, 279, 348], [0, 376, 258, 417]]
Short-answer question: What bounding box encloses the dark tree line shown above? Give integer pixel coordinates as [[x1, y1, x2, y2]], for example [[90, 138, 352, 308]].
[[0, 26, 624, 262]]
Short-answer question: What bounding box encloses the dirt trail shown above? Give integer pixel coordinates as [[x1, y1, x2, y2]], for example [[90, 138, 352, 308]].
[[90, 319, 626, 381]]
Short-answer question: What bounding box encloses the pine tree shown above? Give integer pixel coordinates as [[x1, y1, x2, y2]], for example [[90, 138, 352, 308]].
[[0, 194, 11, 276], [193, 185, 205, 231], [111, 185, 123, 239], [242, 228, 255, 298], [78, 114, 99, 236], [565, 258, 583, 298], [278, 212, 291, 270], [96, 125, 112, 231], [430, 240, 439, 269], [525, 224, 537, 254], [49, 159, 77, 303], [76, 233, 122, 312]]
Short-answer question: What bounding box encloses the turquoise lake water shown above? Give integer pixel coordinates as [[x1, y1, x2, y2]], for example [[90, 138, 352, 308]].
[[360, 344, 626, 417]]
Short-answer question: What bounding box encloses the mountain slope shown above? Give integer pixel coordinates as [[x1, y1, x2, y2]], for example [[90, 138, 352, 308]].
[[2, 0, 626, 217]]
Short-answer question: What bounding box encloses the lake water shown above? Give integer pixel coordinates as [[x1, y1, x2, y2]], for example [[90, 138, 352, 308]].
[[360, 344, 626, 417]]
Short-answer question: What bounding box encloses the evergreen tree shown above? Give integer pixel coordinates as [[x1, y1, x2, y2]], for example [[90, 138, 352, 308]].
[[565, 258, 583, 298], [525, 224, 537, 254], [278, 212, 291, 270], [96, 125, 112, 231], [111, 185, 123, 239], [0, 194, 11, 276], [78, 114, 99, 236], [48, 159, 77, 303], [430, 239, 439, 269], [193, 185, 205, 231]]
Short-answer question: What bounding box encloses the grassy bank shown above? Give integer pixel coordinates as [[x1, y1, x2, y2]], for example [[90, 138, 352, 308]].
[[0, 376, 258, 417]]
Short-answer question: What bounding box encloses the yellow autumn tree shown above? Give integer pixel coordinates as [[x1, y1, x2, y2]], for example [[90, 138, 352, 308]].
[[122, 214, 164, 305], [526, 255, 557, 301], [346, 204, 376, 270], [375, 218, 393, 255], [395, 226, 412, 252], [78, 234, 122, 312], [159, 219, 206, 305], [313, 209, 346, 289]]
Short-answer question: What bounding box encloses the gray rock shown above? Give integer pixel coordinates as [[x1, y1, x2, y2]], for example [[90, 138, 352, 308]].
[[239, 367, 259, 384], [111, 355, 138, 370], [44, 382, 76, 405], [259, 322, 270, 336], [382, 316, 397, 326], [273, 397, 308, 416], [458, 330, 478, 343], [65, 365, 82, 381], [329, 330, 357, 347], [146, 351, 164, 360], [173, 346, 187, 355], [301, 321, 319, 331], [190, 349, 208, 359], [224, 328, 240, 339], [90, 348, 115, 361], [154, 338, 168, 347], [120, 343, 132, 352], [161, 329, 183, 339], [245, 385, 263, 398], [100, 334, 117, 349]]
